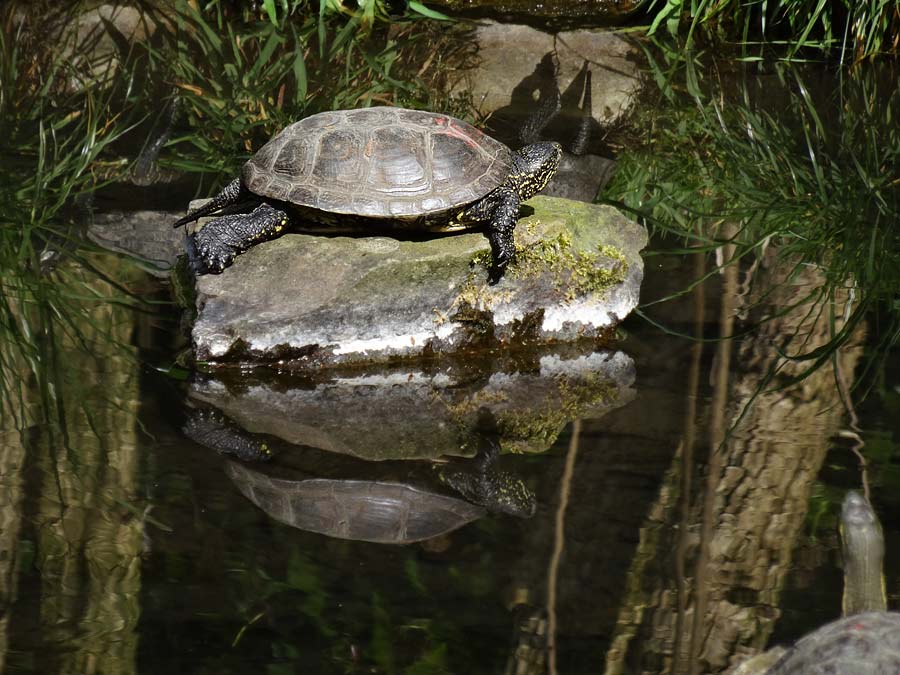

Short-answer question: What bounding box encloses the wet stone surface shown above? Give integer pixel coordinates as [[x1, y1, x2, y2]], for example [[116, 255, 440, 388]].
[[188, 196, 647, 368]]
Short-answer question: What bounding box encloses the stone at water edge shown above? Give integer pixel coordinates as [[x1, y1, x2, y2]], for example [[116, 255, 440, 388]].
[[189, 195, 647, 367], [451, 22, 641, 128], [88, 210, 184, 276]]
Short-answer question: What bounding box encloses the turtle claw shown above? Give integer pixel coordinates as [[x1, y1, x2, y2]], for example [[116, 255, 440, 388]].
[[488, 242, 517, 285], [488, 256, 513, 285], [190, 229, 235, 275]]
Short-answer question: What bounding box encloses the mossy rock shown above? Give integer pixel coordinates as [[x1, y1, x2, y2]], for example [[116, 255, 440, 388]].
[[190, 195, 646, 369]]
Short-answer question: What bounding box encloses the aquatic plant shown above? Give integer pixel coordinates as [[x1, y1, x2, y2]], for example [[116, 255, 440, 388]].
[[605, 62, 900, 384], [641, 0, 900, 62], [144, 0, 471, 182]]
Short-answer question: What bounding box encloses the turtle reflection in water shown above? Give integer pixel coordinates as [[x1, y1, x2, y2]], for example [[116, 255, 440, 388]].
[[226, 464, 486, 545], [183, 407, 536, 544], [173, 107, 561, 282], [735, 491, 900, 674]]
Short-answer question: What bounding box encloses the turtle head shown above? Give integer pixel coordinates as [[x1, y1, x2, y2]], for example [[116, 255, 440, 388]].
[[511, 141, 562, 200]]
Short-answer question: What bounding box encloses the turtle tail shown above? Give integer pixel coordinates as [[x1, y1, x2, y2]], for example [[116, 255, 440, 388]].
[[173, 176, 244, 228]]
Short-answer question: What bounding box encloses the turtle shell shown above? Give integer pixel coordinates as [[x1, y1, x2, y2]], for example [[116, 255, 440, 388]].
[[241, 107, 514, 220], [769, 612, 900, 674]]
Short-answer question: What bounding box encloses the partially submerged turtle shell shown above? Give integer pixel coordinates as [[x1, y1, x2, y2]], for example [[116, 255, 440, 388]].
[[768, 612, 900, 674], [226, 461, 486, 544], [242, 107, 514, 221], [735, 492, 896, 675]]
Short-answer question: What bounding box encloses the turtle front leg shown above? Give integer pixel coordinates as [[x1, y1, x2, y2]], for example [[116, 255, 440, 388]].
[[189, 202, 291, 274], [173, 176, 245, 228], [464, 187, 521, 284]]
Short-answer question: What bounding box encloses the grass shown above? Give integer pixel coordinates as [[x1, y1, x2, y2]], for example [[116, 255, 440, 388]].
[[0, 3, 148, 431], [0, 0, 466, 431], [639, 0, 900, 63], [604, 59, 899, 388], [138, 0, 473, 184]]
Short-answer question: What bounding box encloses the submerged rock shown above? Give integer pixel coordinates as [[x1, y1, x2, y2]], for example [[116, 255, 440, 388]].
[[190, 196, 646, 368]]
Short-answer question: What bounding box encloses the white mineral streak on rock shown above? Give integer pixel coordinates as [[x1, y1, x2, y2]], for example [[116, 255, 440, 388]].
[[539, 350, 633, 379], [333, 372, 453, 387], [333, 323, 456, 356], [491, 303, 527, 327], [540, 290, 634, 333]]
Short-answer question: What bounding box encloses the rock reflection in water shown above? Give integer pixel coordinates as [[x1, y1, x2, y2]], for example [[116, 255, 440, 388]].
[[184, 345, 635, 543], [188, 347, 635, 460]]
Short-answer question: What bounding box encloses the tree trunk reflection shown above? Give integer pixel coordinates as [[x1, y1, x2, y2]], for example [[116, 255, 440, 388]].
[[605, 245, 865, 673]]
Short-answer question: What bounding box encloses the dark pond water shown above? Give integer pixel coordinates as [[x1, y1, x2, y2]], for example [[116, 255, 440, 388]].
[[2, 232, 897, 674]]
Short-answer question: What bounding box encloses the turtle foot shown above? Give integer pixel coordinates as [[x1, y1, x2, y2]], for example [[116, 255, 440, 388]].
[[488, 263, 506, 285], [190, 228, 236, 275], [488, 250, 516, 285]]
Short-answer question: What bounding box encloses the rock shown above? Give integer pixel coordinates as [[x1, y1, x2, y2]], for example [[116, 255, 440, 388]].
[[59, 5, 159, 90], [542, 154, 616, 202], [431, 0, 638, 28], [188, 346, 636, 460], [453, 22, 641, 127], [451, 22, 639, 202], [189, 196, 647, 368], [88, 210, 184, 276]]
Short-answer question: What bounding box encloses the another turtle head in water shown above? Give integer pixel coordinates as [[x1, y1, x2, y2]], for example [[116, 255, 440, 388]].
[[734, 490, 895, 675], [840, 490, 887, 615]]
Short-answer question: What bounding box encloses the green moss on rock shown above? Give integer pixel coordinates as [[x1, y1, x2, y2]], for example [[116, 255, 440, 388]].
[[509, 228, 628, 301], [467, 217, 629, 305]]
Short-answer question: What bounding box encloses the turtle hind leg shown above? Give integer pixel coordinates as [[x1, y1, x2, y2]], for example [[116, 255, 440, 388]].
[[190, 202, 291, 274], [173, 176, 245, 228], [465, 187, 521, 284]]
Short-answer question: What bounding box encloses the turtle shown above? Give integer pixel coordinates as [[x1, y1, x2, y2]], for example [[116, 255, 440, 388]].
[[734, 491, 900, 674], [173, 107, 562, 282]]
